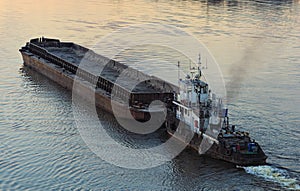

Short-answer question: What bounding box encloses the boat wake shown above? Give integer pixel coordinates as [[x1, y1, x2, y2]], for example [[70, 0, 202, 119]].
[[242, 165, 300, 190]]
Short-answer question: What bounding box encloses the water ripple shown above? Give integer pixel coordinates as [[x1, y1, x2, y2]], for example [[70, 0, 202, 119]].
[[1, 0, 299, 190]]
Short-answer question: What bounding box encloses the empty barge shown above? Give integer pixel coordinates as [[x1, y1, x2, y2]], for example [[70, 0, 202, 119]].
[[19, 37, 174, 121]]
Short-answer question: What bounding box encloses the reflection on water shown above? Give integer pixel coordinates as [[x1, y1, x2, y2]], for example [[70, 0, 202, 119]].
[[0, 0, 299, 190]]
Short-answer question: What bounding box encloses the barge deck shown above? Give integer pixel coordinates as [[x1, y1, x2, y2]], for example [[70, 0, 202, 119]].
[[20, 37, 175, 121]]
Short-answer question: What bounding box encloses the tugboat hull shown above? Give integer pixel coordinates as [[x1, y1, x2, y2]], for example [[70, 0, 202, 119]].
[[166, 116, 267, 166]]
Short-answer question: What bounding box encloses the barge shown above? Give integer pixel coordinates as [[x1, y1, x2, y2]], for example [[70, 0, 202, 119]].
[[19, 37, 267, 166], [19, 37, 174, 121]]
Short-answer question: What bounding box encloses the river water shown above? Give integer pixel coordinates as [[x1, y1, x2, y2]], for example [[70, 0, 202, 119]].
[[0, 0, 299, 190]]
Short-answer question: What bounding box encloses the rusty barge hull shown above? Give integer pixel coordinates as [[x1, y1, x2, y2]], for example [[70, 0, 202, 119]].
[[19, 37, 174, 121], [20, 50, 119, 114]]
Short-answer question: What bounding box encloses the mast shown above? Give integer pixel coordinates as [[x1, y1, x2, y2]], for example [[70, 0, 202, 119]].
[[177, 61, 181, 101], [198, 53, 202, 78], [177, 61, 180, 83]]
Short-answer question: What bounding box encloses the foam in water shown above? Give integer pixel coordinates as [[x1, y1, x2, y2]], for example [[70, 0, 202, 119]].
[[243, 165, 300, 190]]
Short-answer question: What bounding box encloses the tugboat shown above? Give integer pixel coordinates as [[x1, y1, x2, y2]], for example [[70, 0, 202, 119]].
[[165, 56, 267, 166]]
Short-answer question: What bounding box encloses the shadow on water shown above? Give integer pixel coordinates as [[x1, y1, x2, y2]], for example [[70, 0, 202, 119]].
[[18, 66, 77, 136], [172, 147, 235, 174], [19, 65, 71, 97], [21, 65, 168, 148]]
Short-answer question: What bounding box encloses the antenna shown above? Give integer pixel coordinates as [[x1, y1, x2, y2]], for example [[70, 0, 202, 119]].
[[189, 59, 196, 80], [190, 60, 196, 70], [177, 61, 180, 86], [198, 53, 202, 77]]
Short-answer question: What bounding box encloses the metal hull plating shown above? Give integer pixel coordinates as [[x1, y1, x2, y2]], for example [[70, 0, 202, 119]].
[[20, 51, 151, 121], [165, 116, 267, 166]]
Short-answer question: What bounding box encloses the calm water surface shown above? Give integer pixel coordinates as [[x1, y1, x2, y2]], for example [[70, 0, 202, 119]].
[[0, 0, 299, 190]]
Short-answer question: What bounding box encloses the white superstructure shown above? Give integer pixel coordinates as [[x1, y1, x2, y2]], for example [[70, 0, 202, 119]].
[[174, 55, 227, 139]]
